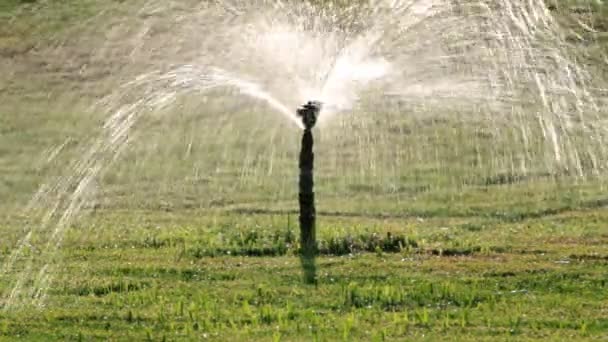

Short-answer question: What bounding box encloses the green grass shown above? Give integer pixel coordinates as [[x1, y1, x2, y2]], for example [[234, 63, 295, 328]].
[[1, 0, 608, 340], [1, 210, 607, 340]]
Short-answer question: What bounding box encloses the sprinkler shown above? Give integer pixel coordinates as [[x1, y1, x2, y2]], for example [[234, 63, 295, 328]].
[[296, 101, 321, 284], [297, 101, 321, 130]]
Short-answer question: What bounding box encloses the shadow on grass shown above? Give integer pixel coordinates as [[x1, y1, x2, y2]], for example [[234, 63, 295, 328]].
[[299, 251, 317, 285]]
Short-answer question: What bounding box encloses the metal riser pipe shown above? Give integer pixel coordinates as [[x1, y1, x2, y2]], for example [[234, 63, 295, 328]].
[[296, 101, 321, 284]]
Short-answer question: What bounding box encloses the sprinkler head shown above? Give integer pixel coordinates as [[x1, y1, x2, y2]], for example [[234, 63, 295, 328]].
[[297, 101, 322, 130]]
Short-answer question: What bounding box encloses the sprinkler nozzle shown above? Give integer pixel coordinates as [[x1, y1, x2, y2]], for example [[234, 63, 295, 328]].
[[297, 101, 322, 130]]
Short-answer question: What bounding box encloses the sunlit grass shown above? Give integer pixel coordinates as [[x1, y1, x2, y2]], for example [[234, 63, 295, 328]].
[[1, 0, 608, 340]]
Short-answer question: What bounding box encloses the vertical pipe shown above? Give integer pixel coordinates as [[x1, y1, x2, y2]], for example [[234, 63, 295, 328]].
[[299, 128, 316, 262], [297, 101, 320, 284]]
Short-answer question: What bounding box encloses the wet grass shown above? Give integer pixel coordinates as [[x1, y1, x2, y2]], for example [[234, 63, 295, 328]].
[[1, 209, 607, 340], [1, 0, 608, 340]]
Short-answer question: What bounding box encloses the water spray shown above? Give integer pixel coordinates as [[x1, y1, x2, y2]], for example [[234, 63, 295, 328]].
[[296, 100, 321, 284]]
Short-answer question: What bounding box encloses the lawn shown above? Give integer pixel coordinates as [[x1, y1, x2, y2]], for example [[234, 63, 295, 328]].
[[1, 208, 607, 340], [1, 0, 608, 340]]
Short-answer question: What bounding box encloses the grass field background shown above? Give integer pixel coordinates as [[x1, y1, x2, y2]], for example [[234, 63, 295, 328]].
[[1, 0, 608, 340]]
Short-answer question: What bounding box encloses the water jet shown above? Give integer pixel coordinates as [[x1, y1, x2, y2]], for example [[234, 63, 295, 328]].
[[3, 0, 607, 309]]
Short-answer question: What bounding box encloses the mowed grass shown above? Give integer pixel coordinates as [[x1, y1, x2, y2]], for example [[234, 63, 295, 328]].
[[1, 0, 608, 340], [1, 209, 607, 340]]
